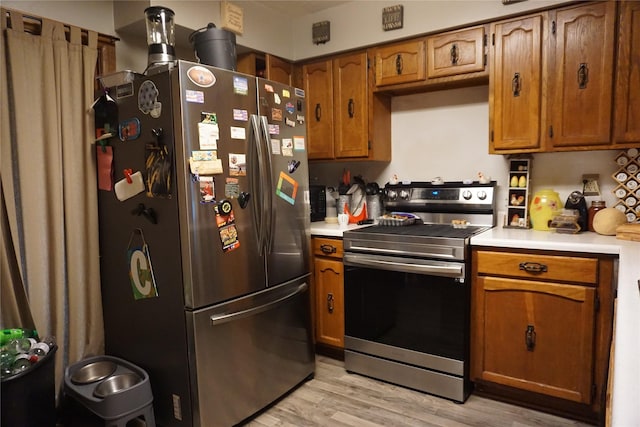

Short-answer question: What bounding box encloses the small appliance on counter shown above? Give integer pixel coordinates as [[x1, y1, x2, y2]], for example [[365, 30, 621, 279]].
[[564, 191, 588, 231], [309, 185, 327, 222]]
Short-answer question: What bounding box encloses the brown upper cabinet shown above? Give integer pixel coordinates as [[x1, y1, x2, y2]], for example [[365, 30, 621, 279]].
[[373, 39, 426, 86], [237, 52, 296, 86], [490, 1, 636, 154], [426, 25, 487, 79], [303, 51, 391, 161], [613, 1, 640, 146]]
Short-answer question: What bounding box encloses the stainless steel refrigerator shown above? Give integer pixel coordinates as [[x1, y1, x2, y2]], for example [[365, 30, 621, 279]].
[[96, 60, 314, 427]]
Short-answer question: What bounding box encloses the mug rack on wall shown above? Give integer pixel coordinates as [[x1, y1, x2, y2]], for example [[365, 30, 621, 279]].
[[505, 156, 532, 229]]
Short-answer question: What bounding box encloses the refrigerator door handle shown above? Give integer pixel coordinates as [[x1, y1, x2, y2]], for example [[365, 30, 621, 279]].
[[250, 114, 266, 254], [209, 282, 308, 326], [259, 115, 275, 253]]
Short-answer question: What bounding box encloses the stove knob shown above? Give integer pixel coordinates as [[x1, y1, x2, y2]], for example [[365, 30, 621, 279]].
[[387, 190, 398, 200], [477, 190, 487, 200], [462, 190, 473, 200], [399, 189, 410, 200]]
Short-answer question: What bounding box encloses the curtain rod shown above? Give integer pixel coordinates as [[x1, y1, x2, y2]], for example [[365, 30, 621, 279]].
[[2, 7, 120, 45]]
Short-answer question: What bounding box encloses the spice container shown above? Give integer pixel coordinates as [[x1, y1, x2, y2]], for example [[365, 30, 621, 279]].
[[587, 200, 606, 232]]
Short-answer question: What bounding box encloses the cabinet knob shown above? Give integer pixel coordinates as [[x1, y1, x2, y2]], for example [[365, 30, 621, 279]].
[[395, 54, 403, 75], [525, 325, 536, 351], [450, 43, 459, 65], [519, 262, 547, 273], [327, 293, 334, 313], [320, 244, 337, 254]]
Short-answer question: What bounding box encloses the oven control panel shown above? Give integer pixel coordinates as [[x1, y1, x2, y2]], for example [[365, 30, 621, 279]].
[[384, 181, 496, 211]]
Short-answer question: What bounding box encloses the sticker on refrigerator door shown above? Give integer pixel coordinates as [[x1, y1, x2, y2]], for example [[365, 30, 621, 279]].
[[127, 229, 159, 300], [285, 102, 295, 114], [190, 150, 223, 176], [281, 139, 293, 156], [198, 112, 219, 149], [270, 139, 281, 155], [119, 118, 141, 141], [294, 88, 305, 98], [185, 90, 205, 104], [199, 176, 215, 203], [225, 177, 240, 198], [229, 153, 246, 176], [214, 200, 240, 253], [271, 108, 282, 122], [233, 76, 248, 95], [138, 80, 161, 117], [287, 159, 301, 174], [273, 93, 281, 105], [282, 89, 290, 98], [264, 83, 274, 93], [285, 117, 295, 128], [230, 126, 246, 140], [296, 114, 305, 124], [293, 136, 305, 151], [187, 65, 216, 87], [268, 124, 279, 135], [275, 171, 298, 205], [233, 109, 248, 121]]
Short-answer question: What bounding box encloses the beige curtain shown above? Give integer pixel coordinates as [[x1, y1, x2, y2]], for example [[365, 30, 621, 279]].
[[1, 9, 104, 394]]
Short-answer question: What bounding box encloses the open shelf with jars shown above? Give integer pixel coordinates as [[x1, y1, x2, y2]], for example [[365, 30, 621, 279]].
[[505, 157, 531, 228]]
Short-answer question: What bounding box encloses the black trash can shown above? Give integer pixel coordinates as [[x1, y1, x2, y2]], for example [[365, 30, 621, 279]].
[[1, 345, 57, 427]]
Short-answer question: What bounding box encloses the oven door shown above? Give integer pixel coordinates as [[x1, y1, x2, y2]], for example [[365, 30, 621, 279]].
[[343, 252, 469, 369]]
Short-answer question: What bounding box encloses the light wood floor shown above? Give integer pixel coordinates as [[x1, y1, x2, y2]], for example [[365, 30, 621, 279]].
[[244, 355, 593, 427]]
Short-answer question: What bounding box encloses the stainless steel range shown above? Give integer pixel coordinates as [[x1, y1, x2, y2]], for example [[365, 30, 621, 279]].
[[342, 181, 496, 403]]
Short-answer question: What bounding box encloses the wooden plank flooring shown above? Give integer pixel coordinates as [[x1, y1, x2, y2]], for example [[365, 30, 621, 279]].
[[244, 356, 593, 427]]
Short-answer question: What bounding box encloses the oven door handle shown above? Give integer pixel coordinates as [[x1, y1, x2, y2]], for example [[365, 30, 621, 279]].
[[344, 253, 464, 278]]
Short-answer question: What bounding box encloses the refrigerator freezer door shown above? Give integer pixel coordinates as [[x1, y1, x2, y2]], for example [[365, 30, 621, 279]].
[[256, 78, 311, 286], [187, 275, 314, 426], [174, 61, 267, 308]]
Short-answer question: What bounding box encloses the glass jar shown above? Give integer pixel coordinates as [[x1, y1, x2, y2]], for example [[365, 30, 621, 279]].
[[588, 200, 606, 232], [529, 189, 562, 231]]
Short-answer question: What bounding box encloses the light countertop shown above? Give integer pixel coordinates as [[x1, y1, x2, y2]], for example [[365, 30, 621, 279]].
[[309, 224, 640, 426], [471, 227, 640, 427]]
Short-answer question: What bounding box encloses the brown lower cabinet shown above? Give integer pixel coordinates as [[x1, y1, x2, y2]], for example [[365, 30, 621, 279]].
[[471, 248, 616, 424], [312, 237, 345, 358]]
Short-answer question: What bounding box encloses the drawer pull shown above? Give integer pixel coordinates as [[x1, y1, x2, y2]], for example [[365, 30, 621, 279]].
[[327, 293, 334, 313], [519, 262, 547, 273], [320, 244, 337, 255], [525, 325, 536, 351]]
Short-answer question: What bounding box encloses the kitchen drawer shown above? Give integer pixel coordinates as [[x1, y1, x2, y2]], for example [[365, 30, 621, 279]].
[[313, 237, 344, 259], [475, 250, 598, 285]]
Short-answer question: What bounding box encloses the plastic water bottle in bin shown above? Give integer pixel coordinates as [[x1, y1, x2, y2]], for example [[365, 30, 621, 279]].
[[0, 329, 56, 378]]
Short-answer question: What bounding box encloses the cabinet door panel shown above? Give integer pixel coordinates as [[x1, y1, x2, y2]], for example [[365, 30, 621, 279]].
[[303, 60, 334, 159], [613, 1, 640, 145], [334, 52, 369, 158], [477, 277, 595, 404], [427, 26, 485, 78], [490, 15, 544, 152], [548, 2, 615, 148], [266, 55, 293, 86], [374, 39, 426, 86], [314, 257, 344, 347]]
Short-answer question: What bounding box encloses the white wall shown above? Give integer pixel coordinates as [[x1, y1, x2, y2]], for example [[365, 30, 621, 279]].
[[309, 86, 621, 223]]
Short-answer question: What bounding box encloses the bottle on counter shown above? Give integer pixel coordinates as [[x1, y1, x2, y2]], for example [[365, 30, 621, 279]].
[[588, 200, 606, 232]]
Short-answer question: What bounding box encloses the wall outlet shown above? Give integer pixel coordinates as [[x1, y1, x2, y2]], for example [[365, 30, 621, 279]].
[[582, 174, 600, 196]]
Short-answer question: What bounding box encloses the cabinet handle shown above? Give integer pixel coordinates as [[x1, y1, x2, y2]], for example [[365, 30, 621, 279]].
[[525, 325, 536, 351], [519, 261, 547, 273], [327, 293, 334, 313], [578, 63, 589, 89], [315, 103, 321, 121], [348, 98, 355, 118], [512, 72, 521, 97], [395, 54, 403, 75], [320, 244, 337, 254], [450, 44, 459, 65]]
